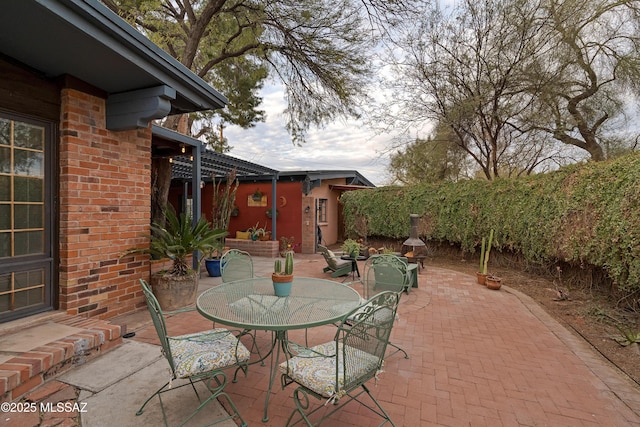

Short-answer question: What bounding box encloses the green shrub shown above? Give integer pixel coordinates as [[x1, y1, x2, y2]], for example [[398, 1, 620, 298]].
[[341, 152, 640, 293]]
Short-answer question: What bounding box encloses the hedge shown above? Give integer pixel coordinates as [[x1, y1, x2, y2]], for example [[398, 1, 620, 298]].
[[341, 152, 640, 293]]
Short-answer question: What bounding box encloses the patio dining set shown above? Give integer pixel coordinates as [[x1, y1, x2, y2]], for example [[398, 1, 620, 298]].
[[138, 250, 416, 427]]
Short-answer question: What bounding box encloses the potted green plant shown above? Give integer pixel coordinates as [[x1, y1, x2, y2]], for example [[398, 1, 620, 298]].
[[279, 236, 296, 257], [204, 239, 226, 277], [123, 206, 226, 310], [341, 239, 361, 259], [477, 229, 494, 285], [247, 222, 268, 241], [252, 188, 263, 202], [272, 251, 294, 297]]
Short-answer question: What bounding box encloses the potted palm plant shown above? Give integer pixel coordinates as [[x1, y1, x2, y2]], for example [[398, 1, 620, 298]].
[[272, 251, 294, 297], [124, 206, 226, 310]]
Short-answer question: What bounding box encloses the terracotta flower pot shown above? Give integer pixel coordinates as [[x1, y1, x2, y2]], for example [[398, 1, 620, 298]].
[[150, 271, 198, 311], [477, 272, 488, 286], [272, 274, 293, 297], [486, 276, 502, 290]]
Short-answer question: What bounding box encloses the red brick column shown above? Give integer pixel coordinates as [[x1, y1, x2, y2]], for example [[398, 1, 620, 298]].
[[58, 88, 151, 319], [301, 196, 316, 253]]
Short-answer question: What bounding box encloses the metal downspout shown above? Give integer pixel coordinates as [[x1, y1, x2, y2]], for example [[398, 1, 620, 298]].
[[271, 175, 277, 244], [192, 143, 202, 271]]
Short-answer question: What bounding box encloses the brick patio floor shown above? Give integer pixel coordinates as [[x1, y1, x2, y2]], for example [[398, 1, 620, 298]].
[[132, 255, 640, 426]]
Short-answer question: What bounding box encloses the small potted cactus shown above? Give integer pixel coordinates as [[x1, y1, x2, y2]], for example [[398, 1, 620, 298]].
[[272, 251, 294, 297]]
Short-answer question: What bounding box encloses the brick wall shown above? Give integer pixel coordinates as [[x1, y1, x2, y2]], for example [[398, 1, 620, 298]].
[[58, 88, 151, 319], [0, 315, 122, 403], [301, 195, 316, 253], [225, 238, 280, 258]]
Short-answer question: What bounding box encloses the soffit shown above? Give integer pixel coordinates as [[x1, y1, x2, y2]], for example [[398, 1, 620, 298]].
[[0, 0, 226, 114]]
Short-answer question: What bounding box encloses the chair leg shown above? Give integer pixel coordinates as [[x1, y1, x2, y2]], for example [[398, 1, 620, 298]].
[[285, 387, 315, 427], [386, 341, 410, 359], [216, 392, 248, 427], [235, 328, 266, 369], [358, 383, 396, 426], [136, 380, 171, 417], [285, 384, 396, 427], [137, 373, 247, 427], [179, 371, 247, 427]]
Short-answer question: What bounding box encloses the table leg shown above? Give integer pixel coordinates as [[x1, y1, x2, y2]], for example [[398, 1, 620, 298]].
[[341, 260, 360, 284], [263, 330, 286, 422], [349, 259, 360, 281]]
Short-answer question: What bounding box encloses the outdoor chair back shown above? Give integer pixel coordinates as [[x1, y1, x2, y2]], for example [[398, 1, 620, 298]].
[[362, 254, 409, 299], [279, 291, 400, 426], [360, 254, 411, 359], [221, 249, 253, 282], [218, 249, 265, 359], [318, 245, 351, 277], [137, 279, 249, 427]]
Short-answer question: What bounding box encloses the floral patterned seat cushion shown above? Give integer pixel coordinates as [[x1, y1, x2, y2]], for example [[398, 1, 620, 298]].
[[168, 328, 250, 378], [279, 341, 379, 398]]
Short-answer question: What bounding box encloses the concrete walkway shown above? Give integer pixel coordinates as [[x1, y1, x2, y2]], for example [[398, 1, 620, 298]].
[[3, 254, 640, 426]]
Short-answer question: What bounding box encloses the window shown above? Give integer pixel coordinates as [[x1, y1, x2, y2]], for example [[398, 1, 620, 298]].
[[317, 198, 328, 223], [0, 114, 53, 321]]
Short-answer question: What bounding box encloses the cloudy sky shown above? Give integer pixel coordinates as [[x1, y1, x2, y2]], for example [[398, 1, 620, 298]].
[[222, 84, 399, 186], [220, 2, 463, 186]]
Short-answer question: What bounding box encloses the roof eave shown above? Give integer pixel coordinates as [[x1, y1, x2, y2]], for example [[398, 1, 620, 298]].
[[0, 0, 227, 128], [45, 0, 228, 110]]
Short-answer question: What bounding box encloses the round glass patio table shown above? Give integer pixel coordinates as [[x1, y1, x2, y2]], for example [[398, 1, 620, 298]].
[[196, 276, 361, 422]]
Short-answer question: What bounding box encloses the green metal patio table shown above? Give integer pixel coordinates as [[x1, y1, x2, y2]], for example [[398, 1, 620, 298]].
[[196, 276, 362, 422]]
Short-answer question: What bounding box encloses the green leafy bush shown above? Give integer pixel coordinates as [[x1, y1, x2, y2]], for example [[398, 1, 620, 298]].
[[341, 152, 640, 293]]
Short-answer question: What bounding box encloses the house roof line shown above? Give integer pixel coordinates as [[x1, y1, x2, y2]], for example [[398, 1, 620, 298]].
[[1, 0, 227, 117], [152, 126, 279, 180], [277, 170, 375, 187]]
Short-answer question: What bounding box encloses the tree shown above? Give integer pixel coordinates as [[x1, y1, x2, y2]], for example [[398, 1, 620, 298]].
[[386, 0, 640, 180], [524, 0, 640, 161], [201, 121, 232, 153], [104, 0, 421, 222], [388, 0, 557, 180], [389, 123, 469, 184]]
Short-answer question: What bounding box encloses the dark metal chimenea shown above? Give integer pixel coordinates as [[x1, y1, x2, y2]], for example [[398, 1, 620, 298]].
[[401, 214, 427, 270]]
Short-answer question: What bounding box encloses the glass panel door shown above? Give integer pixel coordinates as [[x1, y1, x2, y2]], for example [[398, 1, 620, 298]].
[[0, 114, 53, 322]]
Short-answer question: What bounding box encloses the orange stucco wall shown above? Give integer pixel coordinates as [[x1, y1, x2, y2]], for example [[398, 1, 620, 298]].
[[174, 181, 305, 253], [170, 177, 358, 254], [228, 181, 303, 252], [306, 179, 347, 248]]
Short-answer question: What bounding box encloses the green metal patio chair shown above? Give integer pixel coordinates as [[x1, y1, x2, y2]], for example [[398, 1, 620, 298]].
[[219, 248, 266, 361], [363, 254, 414, 296], [360, 254, 411, 359], [279, 291, 400, 426], [318, 245, 352, 278], [220, 249, 253, 282], [137, 279, 249, 427]]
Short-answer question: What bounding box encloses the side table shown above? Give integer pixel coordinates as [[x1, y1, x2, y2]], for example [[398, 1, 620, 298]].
[[340, 254, 366, 281]]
